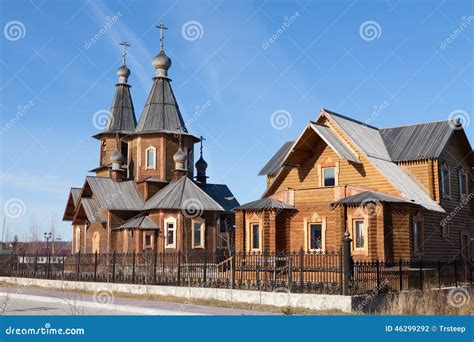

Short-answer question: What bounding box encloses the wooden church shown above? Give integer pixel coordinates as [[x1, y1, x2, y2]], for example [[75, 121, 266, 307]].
[[63, 29, 239, 255]]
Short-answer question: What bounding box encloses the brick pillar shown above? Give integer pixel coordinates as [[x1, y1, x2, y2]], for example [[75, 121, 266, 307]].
[[375, 204, 385, 261], [267, 211, 276, 252]]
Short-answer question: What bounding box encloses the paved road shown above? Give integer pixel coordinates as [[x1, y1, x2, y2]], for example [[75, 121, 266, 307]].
[[0, 286, 275, 316]]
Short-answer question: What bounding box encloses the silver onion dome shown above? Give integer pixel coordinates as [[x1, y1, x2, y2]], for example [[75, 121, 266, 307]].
[[152, 50, 172, 77], [110, 149, 125, 164], [173, 147, 187, 162], [116, 64, 130, 83]]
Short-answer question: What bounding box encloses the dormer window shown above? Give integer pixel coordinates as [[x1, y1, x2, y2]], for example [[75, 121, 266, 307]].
[[145, 147, 156, 170], [322, 167, 335, 187], [441, 163, 451, 198], [459, 168, 468, 199]]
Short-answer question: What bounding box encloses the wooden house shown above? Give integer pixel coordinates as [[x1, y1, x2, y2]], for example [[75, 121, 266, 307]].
[[63, 37, 239, 255], [234, 109, 473, 261]]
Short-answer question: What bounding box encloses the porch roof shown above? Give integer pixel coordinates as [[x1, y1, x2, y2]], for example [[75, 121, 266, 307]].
[[233, 197, 295, 211], [331, 191, 412, 207], [115, 214, 159, 230]]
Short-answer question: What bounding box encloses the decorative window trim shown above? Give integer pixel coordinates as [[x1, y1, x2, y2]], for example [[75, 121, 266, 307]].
[[74, 226, 81, 253], [145, 146, 157, 170], [192, 218, 206, 249], [458, 168, 468, 200], [412, 212, 424, 256], [143, 232, 154, 250], [349, 213, 369, 256], [164, 216, 177, 249], [441, 163, 451, 199], [245, 214, 263, 252], [303, 213, 326, 252]]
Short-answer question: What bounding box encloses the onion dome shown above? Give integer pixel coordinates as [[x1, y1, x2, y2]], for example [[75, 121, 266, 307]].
[[152, 50, 172, 77], [173, 147, 187, 171], [116, 64, 130, 83], [110, 149, 125, 164], [196, 156, 207, 173]]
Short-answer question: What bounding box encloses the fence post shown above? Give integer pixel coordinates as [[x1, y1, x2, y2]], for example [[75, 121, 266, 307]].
[[76, 252, 81, 281], [343, 231, 353, 295], [299, 248, 304, 293], [399, 259, 403, 291], [203, 251, 207, 285], [288, 253, 293, 292], [112, 251, 116, 283], [376, 260, 380, 288], [339, 246, 343, 295], [34, 252, 38, 277], [419, 257, 423, 291], [256, 264, 260, 289], [47, 250, 51, 279], [454, 257, 458, 287], [93, 252, 97, 282], [62, 255, 65, 279], [153, 247, 158, 284], [132, 252, 136, 284], [437, 258, 441, 289], [230, 255, 235, 290], [177, 251, 181, 286]]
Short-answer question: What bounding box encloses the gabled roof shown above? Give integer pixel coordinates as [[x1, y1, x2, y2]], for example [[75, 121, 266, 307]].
[[62, 187, 82, 221], [116, 214, 159, 230], [135, 77, 187, 134], [310, 123, 359, 163], [84, 177, 144, 211], [380, 120, 455, 161], [80, 198, 106, 223], [143, 176, 224, 212], [198, 183, 240, 213], [331, 191, 411, 206], [258, 141, 294, 176], [233, 197, 295, 211]]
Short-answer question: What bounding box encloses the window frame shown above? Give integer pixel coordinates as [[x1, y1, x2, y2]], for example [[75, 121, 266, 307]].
[[164, 217, 177, 249], [412, 214, 424, 256], [192, 218, 205, 249], [307, 223, 323, 251], [250, 223, 261, 251], [459, 168, 468, 200], [441, 163, 451, 199], [143, 232, 153, 250], [353, 219, 365, 252], [322, 166, 336, 187], [145, 146, 157, 170]]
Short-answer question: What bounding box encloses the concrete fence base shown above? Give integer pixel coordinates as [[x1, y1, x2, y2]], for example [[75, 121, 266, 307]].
[[0, 277, 353, 313]]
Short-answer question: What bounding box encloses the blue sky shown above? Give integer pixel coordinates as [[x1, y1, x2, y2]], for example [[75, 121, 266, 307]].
[[0, 0, 472, 241]]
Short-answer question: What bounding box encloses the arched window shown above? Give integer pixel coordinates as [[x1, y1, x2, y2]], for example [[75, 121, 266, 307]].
[[92, 232, 100, 254], [75, 227, 81, 253], [459, 168, 468, 199], [145, 146, 156, 170]]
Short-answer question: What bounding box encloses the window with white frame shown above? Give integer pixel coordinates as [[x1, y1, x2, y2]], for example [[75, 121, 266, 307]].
[[459, 169, 468, 199], [145, 147, 156, 169], [165, 218, 176, 248], [322, 167, 335, 187], [251, 223, 260, 250], [74, 227, 81, 253], [441, 163, 451, 198], [192, 220, 205, 248], [308, 223, 322, 250], [354, 220, 365, 250]]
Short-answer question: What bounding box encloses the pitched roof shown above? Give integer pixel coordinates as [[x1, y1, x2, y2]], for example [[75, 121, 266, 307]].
[[116, 214, 159, 230], [380, 120, 455, 161], [85, 177, 144, 211], [331, 191, 411, 206], [310, 123, 359, 163], [143, 176, 224, 212], [198, 183, 240, 213], [62, 187, 82, 221], [258, 141, 294, 176], [70, 188, 82, 207], [81, 198, 106, 223], [103, 84, 137, 134], [233, 197, 295, 211], [135, 77, 187, 134]]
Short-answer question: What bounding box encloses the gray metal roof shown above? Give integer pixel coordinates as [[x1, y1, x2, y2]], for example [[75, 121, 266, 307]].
[[380, 120, 455, 161], [135, 77, 187, 134], [70, 188, 82, 207], [103, 84, 137, 134], [81, 198, 106, 223], [258, 141, 294, 176], [324, 109, 391, 160], [198, 183, 240, 213], [310, 123, 359, 163], [332, 191, 410, 206], [233, 197, 295, 211], [116, 215, 159, 230], [85, 177, 144, 211], [143, 176, 224, 212], [368, 157, 444, 212]]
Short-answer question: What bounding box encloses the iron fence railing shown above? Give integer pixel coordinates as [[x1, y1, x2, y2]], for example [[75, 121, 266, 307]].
[[0, 251, 471, 296]]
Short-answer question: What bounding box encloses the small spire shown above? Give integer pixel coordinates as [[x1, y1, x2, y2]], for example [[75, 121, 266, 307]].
[[195, 136, 208, 184], [199, 135, 205, 158], [117, 41, 131, 84]]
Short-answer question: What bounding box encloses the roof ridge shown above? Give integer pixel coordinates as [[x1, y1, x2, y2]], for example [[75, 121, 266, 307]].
[[322, 108, 379, 130], [380, 119, 453, 130]]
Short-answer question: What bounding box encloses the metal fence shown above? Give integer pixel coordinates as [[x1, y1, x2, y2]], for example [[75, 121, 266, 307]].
[[0, 251, 471, 296]]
